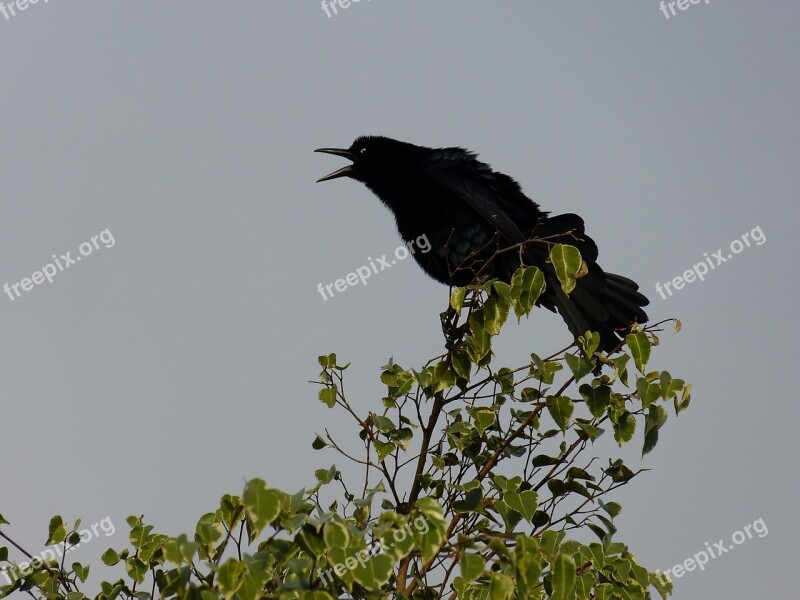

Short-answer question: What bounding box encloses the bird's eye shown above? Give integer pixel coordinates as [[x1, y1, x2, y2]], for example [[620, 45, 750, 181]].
[[359, 147, 368, 155]]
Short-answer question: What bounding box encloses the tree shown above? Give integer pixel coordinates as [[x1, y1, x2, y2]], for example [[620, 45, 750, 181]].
[[1, 246, 689, 599]]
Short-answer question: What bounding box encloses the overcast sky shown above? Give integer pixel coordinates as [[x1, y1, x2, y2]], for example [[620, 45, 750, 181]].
[[1, 1, 798, 597]]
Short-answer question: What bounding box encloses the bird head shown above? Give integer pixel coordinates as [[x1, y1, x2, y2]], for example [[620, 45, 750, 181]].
[[315, 136, 428, 191]]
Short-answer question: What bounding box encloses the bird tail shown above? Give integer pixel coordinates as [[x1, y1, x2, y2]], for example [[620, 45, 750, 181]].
[[527, 214, 649, 354]]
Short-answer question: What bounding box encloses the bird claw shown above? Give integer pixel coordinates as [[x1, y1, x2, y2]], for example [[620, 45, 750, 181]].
[[440, 307, 469, 350]]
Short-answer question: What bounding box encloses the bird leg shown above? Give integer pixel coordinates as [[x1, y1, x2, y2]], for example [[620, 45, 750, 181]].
[[440, 289, 485, 350], [440, 304, 469, 351]]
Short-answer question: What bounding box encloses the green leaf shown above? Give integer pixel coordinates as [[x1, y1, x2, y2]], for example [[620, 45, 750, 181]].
[[298, 526, 326, 558], [546, 396, 574, 432], [414, 499, 447, 562], [613, 412, 636, 446], [125, 556, 147, 584], [626, 333, 651, 373], [530, 353, 563, 384], [162, 534, 198, 565], [636, 377, 661, 408], [564, 353, 595, 381], [371, 414, 395, 433], [504, 490, 538, 523], [374, 440, 396, 462], [492, 280, 512, 301], [675, 384, 692, 414], [243, 479, 282, 536], [603, 459, 635, 483], [540, 530, 566, 555], [381, 526, 415, 561], [450, 287, 466, 312], [580, 384, 611, 418], [312, 435, 327, 450], [630, 560, 650, 588], [71, 562, 89, 583], [600, 501, 622, 519], [595, 583, 613, 600], [100, 548, 120, 566], [587, 542, 604, 567], [566, 467, 595, 481], [318, 386, 338, 408], [545, 479, 564, 501], [650, 571, 673, 599], [318, 353, 337, 367], [428, 361, 457, 394], [659, 372, 685, 400], [452, 488, 483, 513], [393, 427, 413, 451], [575, 573, 595, 600], [218, 494, 242, 529], [515, 536, 543, 587], [578, 331, 600, 357], [510, 267, 545, 320], [611, 354, 630, 386], [325, 546, 356, 587], [551, 552, 577, 600], [550, 244, 584, 295], [352, 553, 393, 591], [0, 513, 8, 526], [451, 350, 472, 379], [46, 516, 67, 545], [483, 297, 510, 336], [323, 522, 350, 550], [315, 465, 337, 485], [574, 419, 604, 441], [216, 558, 244, 597], [490, 572, 515, 600], [460, 552, 486, 582], [416, 497, 447, 523], [416, 523, 445, 563], [468, 407, 497, 434], [466, 324, 492, 363], [643, 405, 668, 456]]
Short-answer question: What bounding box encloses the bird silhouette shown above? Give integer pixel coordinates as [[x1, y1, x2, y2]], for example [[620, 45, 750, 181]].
[[316, 136, 648, 353]]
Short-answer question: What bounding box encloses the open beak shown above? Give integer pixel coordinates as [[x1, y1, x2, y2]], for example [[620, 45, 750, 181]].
[[315, 148, 355, 182]]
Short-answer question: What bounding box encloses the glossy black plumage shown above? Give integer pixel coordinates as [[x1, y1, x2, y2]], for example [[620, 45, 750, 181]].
[[316, 136, 648, 352]]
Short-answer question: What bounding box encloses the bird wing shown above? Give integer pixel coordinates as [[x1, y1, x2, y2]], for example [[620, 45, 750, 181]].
[[426, 156, 597, 264], [426, 163, 531, 247], [427, 157, 611, 341]]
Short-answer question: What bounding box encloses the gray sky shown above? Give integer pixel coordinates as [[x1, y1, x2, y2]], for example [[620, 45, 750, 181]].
[[1, 1, 798, 597]]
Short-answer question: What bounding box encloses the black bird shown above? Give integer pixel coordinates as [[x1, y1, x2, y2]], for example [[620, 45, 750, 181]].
[[316, 136, 648, 353]]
